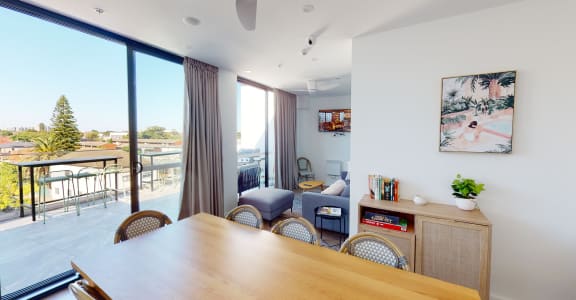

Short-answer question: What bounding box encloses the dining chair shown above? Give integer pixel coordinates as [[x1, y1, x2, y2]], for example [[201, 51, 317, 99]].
[[114, 210, 173, 244], [68, 279, 104, 300], [225, 204, 263, 229], [271, 217, 319, 245], [38, 169, 77, 224], [339, 232, 410, 271], [297, 157, 314, 182]]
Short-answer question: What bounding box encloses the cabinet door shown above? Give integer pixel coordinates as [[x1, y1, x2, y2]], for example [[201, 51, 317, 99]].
[[416, 216, 490, 300]]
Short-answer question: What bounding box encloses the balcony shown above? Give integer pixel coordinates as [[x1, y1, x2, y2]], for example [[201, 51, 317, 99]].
[[0, 151, 181, 296]]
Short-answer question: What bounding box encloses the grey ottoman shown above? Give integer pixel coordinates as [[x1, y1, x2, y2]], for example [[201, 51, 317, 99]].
[[239, 188, 294, 221]]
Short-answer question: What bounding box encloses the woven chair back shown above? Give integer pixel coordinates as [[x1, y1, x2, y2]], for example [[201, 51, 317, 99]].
[[271, 217, 319, 245], [339, 232, 409, 271], [225, 205, 263, 229], [114, 210, 172, 244]]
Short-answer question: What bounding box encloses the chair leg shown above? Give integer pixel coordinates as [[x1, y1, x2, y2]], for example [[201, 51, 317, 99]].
[[42, 183, 46, 224], [72, 179, 80, 216], [61, 180, 67, 213]]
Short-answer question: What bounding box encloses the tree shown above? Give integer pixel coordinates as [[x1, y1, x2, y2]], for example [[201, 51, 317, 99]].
[[50, 95, 81, 151], [139, 126, 168, 139], [0, 162, 31, 210], [38, 122, 47, 132], [85, 130, 100, 141], [12, 129, 43, 142], [33, 134, 61, 160]]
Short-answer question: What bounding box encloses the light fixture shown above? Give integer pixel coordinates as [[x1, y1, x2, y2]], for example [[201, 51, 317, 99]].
[[182, 16, 201, 26], [94, 7, 104, 15], [243, 70, 252, 74]]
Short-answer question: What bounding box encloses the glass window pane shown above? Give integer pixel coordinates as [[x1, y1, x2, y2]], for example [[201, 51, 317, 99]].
[[0, 8, 128, 295], [135, 52, 183, 221]]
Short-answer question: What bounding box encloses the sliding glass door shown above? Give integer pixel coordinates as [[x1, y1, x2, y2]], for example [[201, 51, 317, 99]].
[[237, 82, 275, 188], [134, 52, 183, 221], [0, 7, 130, 297], [0, 6, 184, 298]]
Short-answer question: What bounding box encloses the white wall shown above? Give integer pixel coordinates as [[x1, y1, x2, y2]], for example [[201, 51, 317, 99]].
[[352, 1, 576, 299], [218, 69, 238, 214], [297, 95, 351, 183]]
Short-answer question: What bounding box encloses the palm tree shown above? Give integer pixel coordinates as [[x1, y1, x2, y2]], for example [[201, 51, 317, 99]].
[[457, 71, 515, 99], [33, 134, 61, 160]]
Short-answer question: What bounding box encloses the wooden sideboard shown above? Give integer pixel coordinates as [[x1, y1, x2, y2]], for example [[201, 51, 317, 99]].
[[358, 195, 492, 300]]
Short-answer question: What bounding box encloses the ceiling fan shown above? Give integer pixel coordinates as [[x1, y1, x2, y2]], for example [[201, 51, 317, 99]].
[[236, 0, 258, 31]]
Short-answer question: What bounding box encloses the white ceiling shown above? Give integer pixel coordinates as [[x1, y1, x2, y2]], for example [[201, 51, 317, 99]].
[[24, 0, 521, 96]]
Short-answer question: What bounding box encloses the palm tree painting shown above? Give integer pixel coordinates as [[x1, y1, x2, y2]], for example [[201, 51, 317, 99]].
[[439, 71, 516, 153]]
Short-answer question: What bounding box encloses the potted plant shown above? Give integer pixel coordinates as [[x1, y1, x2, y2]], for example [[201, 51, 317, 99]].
[[451, 174, 485, 210]]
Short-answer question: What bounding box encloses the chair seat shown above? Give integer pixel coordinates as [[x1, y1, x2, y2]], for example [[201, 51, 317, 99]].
[[39, 175, 71, 183], [73, 172, 98, 179]]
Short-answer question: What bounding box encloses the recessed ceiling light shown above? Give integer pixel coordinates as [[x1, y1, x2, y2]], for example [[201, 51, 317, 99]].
[[302, 4, 315, 13], [94, 7, 104, 15], [182, 16, 201, 26], [244, 70, 252, 74]]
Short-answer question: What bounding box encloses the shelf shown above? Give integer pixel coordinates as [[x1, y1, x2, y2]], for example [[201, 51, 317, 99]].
[[358, 223, 414, 238], [359, 195, 491, 226]]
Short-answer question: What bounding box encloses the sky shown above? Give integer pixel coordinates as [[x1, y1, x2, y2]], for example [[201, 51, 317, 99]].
[[0, 8, 184, 132]]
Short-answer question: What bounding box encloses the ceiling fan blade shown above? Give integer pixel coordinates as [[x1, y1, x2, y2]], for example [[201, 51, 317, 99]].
[[236, 0, 257, 31]]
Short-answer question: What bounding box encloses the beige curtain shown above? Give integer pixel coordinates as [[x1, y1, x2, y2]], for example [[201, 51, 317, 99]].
[[178, 57, 223, 219], [274, 89, 298, 190]]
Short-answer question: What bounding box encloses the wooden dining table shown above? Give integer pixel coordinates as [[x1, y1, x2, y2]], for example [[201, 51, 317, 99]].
[[71, 213, 480, 300]]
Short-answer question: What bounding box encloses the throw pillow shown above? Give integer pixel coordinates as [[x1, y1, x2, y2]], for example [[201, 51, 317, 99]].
[[321, 179, 346, 195], [340, 184, 350, 197]]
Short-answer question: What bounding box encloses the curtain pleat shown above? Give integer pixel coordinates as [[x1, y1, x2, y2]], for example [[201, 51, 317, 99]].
[[178, 57, 223, 219], [274, 89, 298, 190]]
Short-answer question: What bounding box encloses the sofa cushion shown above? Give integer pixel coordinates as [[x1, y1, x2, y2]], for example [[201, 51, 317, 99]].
[[321, 179, 346, 195], [340, 184, 350, 197]]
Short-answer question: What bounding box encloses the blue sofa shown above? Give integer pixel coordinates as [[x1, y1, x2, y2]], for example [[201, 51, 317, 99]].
[[302, 172, 349, 234]]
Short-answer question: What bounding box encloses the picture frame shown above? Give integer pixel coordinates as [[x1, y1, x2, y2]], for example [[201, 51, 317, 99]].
[[439, 70, 516, 153]]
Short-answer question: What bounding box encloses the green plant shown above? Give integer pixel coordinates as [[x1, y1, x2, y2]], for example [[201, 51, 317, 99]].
[[451, 174, 485, 199]]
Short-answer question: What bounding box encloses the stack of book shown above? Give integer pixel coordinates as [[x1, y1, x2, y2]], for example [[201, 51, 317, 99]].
[[368, 174, 399, 201], [361, 211, 407, 232]]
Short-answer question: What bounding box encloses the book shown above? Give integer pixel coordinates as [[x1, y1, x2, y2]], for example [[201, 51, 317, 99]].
[[361, 218, 408, 232], [384, 177, 391, 200], [369, 174, 400, 201], [317, 206, 342, 216], [394, 178, 399, 202], [364, 211, 401, 225]]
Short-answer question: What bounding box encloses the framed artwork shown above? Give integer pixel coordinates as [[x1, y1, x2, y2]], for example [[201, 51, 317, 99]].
[[439, 70, 516, 153]]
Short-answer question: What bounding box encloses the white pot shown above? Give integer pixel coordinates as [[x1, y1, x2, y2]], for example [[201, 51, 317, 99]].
[[454, 197, 476, 210]]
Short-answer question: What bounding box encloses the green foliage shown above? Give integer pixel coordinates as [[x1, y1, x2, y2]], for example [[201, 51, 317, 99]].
[[451, 174, 485, 199], [0, 162, 31, 210], [12, 129, 44, 142], [50, 95, 82, 152], [33, 134, 61, 159], [0, 129, 13, 137], [139, 126, 169, 139], [85, 130, 100, 141]]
